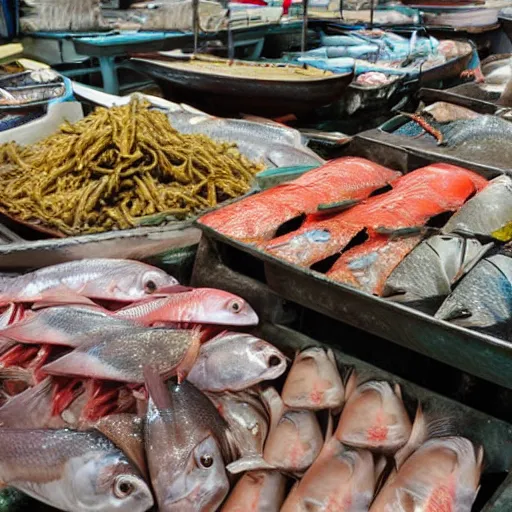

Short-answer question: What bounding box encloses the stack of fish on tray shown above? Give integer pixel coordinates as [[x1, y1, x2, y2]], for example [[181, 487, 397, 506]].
[[0, 257, 486, 511], [199, 157, 512, 341], [287, 30, 471, 87]]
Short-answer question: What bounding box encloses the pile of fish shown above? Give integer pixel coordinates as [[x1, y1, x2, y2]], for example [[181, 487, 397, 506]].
[[289, 30, 471, 87], [0, 256, 485, 511], [199, 157, 512, 340]]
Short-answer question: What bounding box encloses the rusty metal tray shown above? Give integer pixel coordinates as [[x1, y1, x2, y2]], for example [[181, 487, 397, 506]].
[[193, 215, 512, 390]]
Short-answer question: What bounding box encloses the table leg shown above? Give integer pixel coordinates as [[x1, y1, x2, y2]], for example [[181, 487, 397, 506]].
[[99, 56, 119, 95]]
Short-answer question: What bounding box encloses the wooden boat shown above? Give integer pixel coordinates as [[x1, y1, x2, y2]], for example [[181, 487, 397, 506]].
[[130, 52, 354, 116]]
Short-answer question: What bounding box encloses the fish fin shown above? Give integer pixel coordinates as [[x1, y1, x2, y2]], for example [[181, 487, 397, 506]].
[[30, 289, 98, 308], [325, 411, 334, 441], [176, 327, 202, 384], [394, 383, 403, 399], [95, 414, 148, 480], [395, 404, 426, 469], [226, 456, 276, 474], [374, 455, 390, 492], [152, 284, 193, 295], [344, 370, 358, 400], [317, 199, 360, 214], [143, 365, 172, 411]]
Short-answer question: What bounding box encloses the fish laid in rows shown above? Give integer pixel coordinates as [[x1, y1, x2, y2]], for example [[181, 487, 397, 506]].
[[370, 436, 483, 511], [435, 254, 512, 340], [335, 376, 412, 453], [0, 259, 178, 306], [383, 234, 493, 306], [43, 327, 201, 383], [199, 157, 400, 242], [443, 175, 512, 241], [144, 368, 234, 512], [262, 163, 486, 268], [281, 438, 375, 512], [0, 428, 153, 512], [114, 288, 259, 326], [221, 470, 287, 512], [281, 347, 345, 410], [187, 333, 287, 392]]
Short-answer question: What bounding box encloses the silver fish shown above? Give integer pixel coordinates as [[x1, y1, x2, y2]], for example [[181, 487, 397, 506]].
[[144, 368, 233, 512], [0, 258, 178, 305], [442, 175, 512, 238], [187, 333, 287, 392], [441, 115, 512, 146], [435, 254, 512, 339], [42, 327, 201, 383], [0, 306, 134, 347], [0, 428, 153, 512], [208, 390, 269, 457], [383, 235, 492, 305]]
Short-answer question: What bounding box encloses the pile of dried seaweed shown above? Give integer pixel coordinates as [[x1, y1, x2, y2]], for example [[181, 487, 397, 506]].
[[0, 98, 262, 236]]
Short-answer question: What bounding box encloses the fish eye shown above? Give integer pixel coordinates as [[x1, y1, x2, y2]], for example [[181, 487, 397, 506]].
[[114, 478, 134, 499], [268, 355, 282, 367], [228, 299, 242, 313], [144, 280, 157, 294], [200, 454, 214, 468]]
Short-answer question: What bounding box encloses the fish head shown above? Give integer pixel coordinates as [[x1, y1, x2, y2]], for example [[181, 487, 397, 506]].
[[160, 434, 229, 512], [113, 267, 178, 301], [200, 290, 259, 326], [70, 450, 153, 512]]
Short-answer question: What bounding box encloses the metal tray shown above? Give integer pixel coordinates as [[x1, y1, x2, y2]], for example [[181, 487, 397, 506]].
[[193, 213, 512, 390], [256, 323, 512, 512]]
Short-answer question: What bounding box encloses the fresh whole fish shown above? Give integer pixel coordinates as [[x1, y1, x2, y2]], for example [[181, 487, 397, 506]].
[[435, 254, 512, 339], [383, 234, 493, 305], [114, 288, 259, 326], [187, 332, 287, 392], [0, 306, 134, 348], [281, 439, 375, 512], [0, 428, 153, 512], [221, 470, 286, 512], [335, 377, 412, 453], [281, 347, 344, 410], [0, 259, 178, 305], [208, 390, 269, 457], [199, 157, 401, 242], [422, 101, 480, 123], [442, 175, 512, 239], [441, 115, 512, 147], [144, 368, 233, 512], [370, 437, 483, 511], [42, 327, 201, 383], [262, 164, 486, 268], [327, 233, 424, 296]]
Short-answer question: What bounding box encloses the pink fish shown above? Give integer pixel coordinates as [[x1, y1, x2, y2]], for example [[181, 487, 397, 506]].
[[114, 288, 259, 326]]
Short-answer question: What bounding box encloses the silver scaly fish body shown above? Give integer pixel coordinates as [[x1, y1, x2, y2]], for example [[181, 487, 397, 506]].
[[441, 115, 512, 147], [144, 369, 232, 512], [0, 428, 153, 512], [435, 254, 512, 339], [443, 175, 512, 238]]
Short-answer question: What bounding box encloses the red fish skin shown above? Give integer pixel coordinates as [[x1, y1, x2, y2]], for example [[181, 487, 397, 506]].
[[327, 233, 423, 295], [262, 165, 485, 268], [198, 157, 400, 242]]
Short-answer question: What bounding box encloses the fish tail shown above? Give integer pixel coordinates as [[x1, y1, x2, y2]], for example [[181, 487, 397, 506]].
[[344, 370, 358, 401], [143, 365, 172, 411]]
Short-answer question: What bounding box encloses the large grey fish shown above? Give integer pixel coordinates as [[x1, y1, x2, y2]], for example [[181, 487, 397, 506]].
[[383, 235, 493, 307], [144, 368, 233, 512], [0, 259, 178, 305], [441, 115, 512, 147], [42, 327, 201, 383], [187, 333, 287, 393], [0, 428, 153, 512], [0, 306, 134, 347], [166, 112, 324, 168], [442, 175, 512, 239], [435, 254, 512, 339]]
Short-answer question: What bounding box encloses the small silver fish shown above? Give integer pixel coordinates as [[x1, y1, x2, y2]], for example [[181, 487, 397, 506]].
[[187, 333, 287, 393], [0, 428, 153, 512], [144, 368, 233, 512], [435, 254, 512, 339]]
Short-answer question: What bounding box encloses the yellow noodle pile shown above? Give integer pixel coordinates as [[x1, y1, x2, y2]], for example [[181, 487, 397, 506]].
[[0, 98, 262, 236]]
